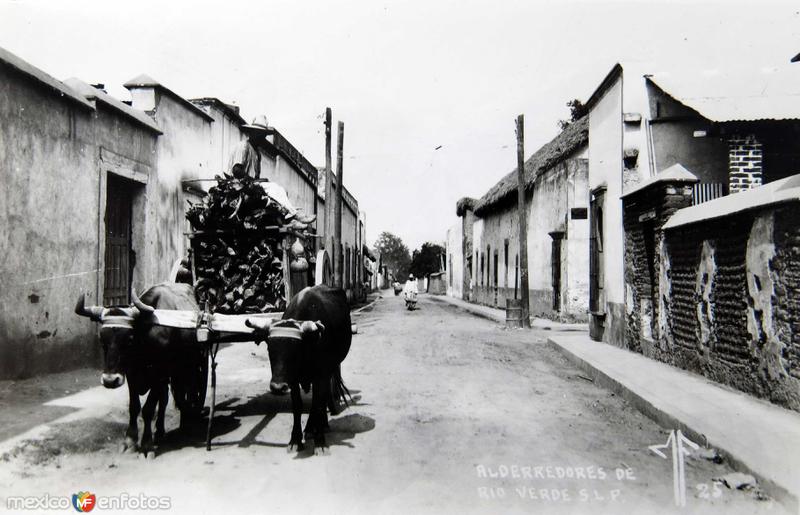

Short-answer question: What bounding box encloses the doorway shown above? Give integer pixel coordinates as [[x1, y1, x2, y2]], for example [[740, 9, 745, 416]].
[[104, 174, 135, 306], [550, 232, 564, 312]]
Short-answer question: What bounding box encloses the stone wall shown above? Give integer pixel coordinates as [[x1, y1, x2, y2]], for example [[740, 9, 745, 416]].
[[625, 176, 800, 410], [622, 178, 695, 356], [663, 204, 800, 410]]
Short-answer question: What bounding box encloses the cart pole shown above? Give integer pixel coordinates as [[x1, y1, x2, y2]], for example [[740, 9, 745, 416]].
[[515, 114, 531, 328], [324, 108, 333, 253], [335, 121, 344, 289], [205, 342, 219, 451]]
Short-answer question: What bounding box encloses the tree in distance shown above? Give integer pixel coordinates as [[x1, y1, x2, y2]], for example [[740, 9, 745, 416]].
[[409, 242, 445, 280], [373, 231, 411, 282]]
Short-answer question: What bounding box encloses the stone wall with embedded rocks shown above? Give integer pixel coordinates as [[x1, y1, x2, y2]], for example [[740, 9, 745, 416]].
[[660, 203, 798, 411]]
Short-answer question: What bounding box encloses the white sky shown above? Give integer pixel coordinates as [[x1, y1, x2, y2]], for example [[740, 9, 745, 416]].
[[1, 0, 798, 250]]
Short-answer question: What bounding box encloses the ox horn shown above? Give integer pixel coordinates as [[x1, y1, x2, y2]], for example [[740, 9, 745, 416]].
[[245, 317, 273, 333], [130, 289, 155, 315], [75, 293, 104, 322]]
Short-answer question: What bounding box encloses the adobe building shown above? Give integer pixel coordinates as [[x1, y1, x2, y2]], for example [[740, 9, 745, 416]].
[[450, 117, 590, 322], [618, 67, 800, 410], [0, 48, 162, 378], [0, 46, 366, 379]]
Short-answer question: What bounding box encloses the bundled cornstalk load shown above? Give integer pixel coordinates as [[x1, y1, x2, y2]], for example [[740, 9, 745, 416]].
[[186, 174, 307, 314]]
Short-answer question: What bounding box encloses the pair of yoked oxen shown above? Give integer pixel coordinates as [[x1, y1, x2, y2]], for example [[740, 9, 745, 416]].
[[75, 283, 351, 458]]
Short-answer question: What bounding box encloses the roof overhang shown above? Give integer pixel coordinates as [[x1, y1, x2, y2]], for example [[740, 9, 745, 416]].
[[664, 174, 800, 230], [0, 46, 94, 111], [64, 78, 162, 135], [584, 63, 623, 112]]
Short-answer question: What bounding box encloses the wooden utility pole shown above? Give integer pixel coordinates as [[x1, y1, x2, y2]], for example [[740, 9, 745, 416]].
[[324, 108, 333, 253], [515, 114, 531, 327], [335, 121, 345, 288]]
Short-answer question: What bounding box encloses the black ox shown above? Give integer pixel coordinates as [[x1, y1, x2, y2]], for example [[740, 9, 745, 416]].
[[75, 282, 205, 458], [247, 284, 352, 455]]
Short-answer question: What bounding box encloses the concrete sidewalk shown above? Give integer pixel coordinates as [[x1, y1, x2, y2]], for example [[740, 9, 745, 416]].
[[548, 332, 800, 512], [427, 294, 587, 331], [431, 293, 800, 511]]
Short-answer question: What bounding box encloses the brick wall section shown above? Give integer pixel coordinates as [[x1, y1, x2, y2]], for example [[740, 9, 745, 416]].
[[728, 134, 763, 194]]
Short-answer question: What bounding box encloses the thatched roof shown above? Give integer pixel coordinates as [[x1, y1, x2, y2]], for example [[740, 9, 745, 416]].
[[456, 197, 478, 217], [473, 116, 588, 216]]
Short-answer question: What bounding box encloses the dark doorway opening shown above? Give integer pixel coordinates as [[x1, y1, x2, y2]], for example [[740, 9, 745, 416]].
[[589, 190, 605, 313], [104, 174, 135, 306], [550, 232, 564, 312]]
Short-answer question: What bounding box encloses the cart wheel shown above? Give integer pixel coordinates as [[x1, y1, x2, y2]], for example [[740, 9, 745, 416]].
[[183, 346, 209, 418], [315, 249, 334, 287]]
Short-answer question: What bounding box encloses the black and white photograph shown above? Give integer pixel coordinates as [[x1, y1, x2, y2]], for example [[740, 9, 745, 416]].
[[0, 1, 798, 513]]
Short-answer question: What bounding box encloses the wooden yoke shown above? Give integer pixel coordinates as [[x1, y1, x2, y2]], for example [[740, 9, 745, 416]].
[[146, 309, 282, 343]]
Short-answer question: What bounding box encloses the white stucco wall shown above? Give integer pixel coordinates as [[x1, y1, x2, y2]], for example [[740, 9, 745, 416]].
[[199, 104, 244, 177], [471, 218, 484, 287], [446, 222, 463, 299], [272, 154, 316, 216], [588, 77, 624, 310], [468, 150, 589, 319]]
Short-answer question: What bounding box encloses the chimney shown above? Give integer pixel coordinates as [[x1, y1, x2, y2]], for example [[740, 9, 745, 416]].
[[728, 134, 763, 194]]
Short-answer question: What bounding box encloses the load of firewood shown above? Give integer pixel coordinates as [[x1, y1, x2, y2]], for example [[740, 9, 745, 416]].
[[185, 174, 308, 314]]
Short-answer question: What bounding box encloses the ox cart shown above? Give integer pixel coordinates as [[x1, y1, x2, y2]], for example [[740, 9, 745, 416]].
[[155, 178, 336, 451], [76, 174, 351, 456]]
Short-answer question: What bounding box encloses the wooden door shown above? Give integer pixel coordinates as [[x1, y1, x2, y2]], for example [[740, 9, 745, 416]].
[[589, 190, 605, 313], [104, 174, 134, 306], [551, 236, 562, 311]]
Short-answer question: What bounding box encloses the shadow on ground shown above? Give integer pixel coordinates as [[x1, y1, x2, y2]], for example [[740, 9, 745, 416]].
[[136, 388, 373, 457]]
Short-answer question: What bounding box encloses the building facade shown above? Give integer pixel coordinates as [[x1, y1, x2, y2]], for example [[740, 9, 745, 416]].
[[0, 46, 365, 379], [448, 117, 590, 322], [610, 64, 800, 410]]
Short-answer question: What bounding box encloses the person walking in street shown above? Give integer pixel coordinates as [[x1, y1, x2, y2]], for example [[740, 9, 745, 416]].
[[403, 274, 419, 296], [403, 274, 419, 310]]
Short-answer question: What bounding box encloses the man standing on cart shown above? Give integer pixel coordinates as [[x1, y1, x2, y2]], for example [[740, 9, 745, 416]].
[[229, 115, 316, 225]]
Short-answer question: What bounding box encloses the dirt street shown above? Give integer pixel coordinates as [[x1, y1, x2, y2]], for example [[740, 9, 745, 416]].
[[0, 294, 781, 515]]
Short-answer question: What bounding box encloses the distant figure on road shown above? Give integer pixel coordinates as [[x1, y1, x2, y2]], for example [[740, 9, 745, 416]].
[[228, 115, 315, 225], [403, 274, 419, 296], [403, 274, 418, 310]]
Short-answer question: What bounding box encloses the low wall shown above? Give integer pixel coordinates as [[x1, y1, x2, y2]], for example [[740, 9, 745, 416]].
[[663, 203, 800, 410], [624, 175, 800, 411], [469, 286, 588, 323]]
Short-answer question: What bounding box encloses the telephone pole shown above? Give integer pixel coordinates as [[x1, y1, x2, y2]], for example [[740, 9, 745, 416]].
[[324, 108, 333, 253], [515, 114, 530, 328], [335, 121, 345, 289]]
